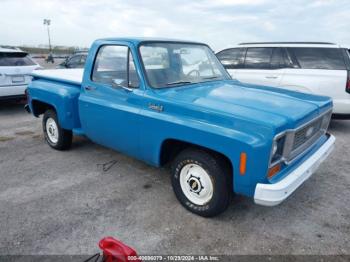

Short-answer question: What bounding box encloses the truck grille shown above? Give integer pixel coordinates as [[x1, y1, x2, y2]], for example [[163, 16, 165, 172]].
[[292, 118, 323, 151], [268, 110, 332, 167], [287, 110, 332, 162]]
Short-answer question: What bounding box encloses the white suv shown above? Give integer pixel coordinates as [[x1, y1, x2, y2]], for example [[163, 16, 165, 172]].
[[0, 47, 40, 100], [216, 42, 350, 118]]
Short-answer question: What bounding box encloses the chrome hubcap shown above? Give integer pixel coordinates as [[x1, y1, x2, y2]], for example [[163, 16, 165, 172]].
[[179, 164, 213, 205], [187, 175, 203, 194], [46, 118, 58, 144]]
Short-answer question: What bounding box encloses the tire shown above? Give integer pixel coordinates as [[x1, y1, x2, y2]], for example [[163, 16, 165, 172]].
[[43, 109, 72, 150], [171, 148, 232, 217]]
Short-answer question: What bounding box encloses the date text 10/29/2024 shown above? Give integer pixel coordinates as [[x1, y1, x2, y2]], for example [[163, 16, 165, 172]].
[[127, 255, 220, 261]]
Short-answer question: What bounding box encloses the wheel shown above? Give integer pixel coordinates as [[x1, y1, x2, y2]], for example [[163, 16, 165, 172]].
[[171, 148, 232, 217], [43, 109, 72, 150]]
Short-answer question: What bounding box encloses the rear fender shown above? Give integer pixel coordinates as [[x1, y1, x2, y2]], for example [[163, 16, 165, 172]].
[[28, 79, 81, 130]]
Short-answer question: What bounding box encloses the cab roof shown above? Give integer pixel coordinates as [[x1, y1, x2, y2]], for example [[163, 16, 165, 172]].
[[96, 37, 205, 45], [235, 42, 341, 48]]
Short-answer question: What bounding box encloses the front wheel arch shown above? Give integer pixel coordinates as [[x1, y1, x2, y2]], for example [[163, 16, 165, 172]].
[[159, 139, 234, 197], [159, 139, 234, 176]]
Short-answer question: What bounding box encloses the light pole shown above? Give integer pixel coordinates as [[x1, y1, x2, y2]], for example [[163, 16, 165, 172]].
[[43, 19, 54, 63]]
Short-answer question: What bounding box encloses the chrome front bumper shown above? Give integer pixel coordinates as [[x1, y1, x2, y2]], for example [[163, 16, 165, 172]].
[[254, 134, 335, 206]]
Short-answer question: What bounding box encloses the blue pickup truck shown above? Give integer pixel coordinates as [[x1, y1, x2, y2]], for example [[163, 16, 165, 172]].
[[26, 38, 335, 217]]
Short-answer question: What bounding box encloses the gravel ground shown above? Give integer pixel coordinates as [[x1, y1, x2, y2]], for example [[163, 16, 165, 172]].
[[0, 101, 349, 256]]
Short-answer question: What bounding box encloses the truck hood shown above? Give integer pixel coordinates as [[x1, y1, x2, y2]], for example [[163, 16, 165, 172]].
[[157, 80, 332, 131]]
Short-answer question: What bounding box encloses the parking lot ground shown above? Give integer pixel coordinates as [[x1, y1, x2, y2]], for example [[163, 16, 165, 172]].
[[0, 101, 349, 255], [35, 58, 66, 69]]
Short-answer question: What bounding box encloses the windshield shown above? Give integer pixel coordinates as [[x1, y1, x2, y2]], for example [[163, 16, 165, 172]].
[[139, 42, 230, 88]]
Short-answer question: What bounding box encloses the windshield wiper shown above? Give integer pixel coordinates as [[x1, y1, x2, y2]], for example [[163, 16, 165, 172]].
[[166, 81, 193, 86]]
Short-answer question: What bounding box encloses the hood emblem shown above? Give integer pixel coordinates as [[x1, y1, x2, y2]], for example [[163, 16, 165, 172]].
[[306, 126, 314, 138]]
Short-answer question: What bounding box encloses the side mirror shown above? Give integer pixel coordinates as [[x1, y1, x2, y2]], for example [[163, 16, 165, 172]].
[[112, 79, 134, 92]]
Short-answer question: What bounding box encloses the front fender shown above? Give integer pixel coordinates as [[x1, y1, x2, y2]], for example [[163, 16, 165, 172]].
[[140, 107, 274, 197]]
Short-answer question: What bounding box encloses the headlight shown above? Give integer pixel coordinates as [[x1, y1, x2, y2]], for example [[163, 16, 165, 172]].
[[321, 111, 332, 131], [272, 141, 278, 156], [270, 135, 286, 164]]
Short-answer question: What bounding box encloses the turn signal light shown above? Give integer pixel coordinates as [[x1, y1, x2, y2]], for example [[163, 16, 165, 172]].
[[268, 164, 281, 179], [240, 152, 247, 175]]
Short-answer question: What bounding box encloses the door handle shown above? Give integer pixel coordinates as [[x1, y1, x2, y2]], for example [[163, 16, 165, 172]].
[[265, 76, 278, 79], [84, 86, 96, 91]]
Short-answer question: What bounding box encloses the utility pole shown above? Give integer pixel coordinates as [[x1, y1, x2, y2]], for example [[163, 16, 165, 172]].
[[43, 19, 54, 63]]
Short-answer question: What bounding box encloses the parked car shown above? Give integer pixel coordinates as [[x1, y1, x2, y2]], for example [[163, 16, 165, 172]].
[[0, 47, 40, 100], [26, 38, 335, 217], [57, 52, 87, 69], [216, 42, 350, 118]]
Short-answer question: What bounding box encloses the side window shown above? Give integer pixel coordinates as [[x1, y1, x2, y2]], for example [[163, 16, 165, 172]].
[[67, 55, 81, 68], [283, 48, 297, 68], [270, 48, 284, 69], [341, 48, 350, 70], [244, 48, 273, 69], [80, 55, 87, 66], [289, 47, 346, 70], [216, 48, 245, 69], [92, 45, 139, 88]]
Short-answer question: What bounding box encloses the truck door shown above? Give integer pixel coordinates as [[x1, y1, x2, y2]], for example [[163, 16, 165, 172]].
[[78, 44, 143, 156]]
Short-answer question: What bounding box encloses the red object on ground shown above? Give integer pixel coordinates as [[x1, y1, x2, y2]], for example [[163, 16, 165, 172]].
[[99, 237, 141, 262]]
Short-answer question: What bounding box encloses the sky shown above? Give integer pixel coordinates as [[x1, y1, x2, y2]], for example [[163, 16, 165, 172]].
[[0, 0, 350, 51]]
